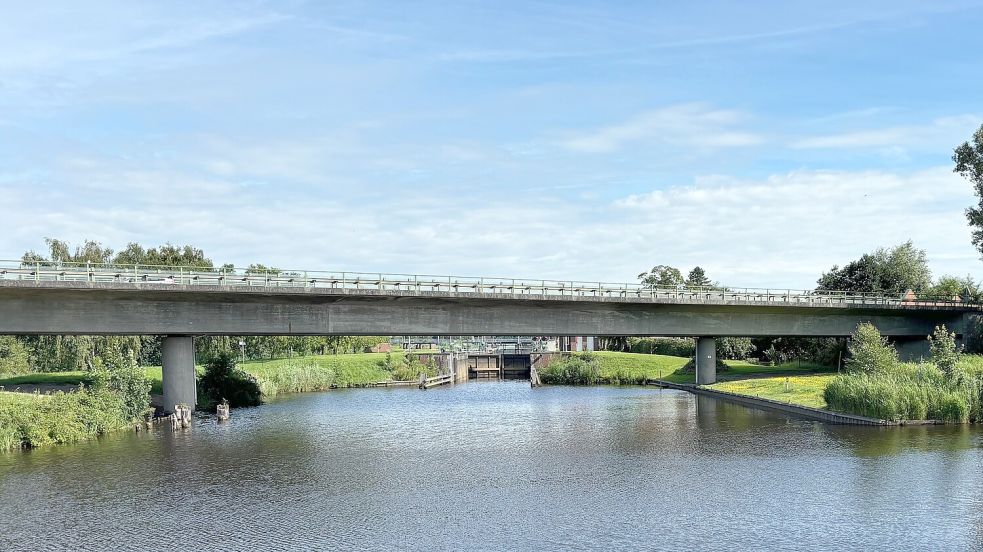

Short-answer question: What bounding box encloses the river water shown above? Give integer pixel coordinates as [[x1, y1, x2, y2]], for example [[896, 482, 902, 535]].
[[2, 382, 982, 551]]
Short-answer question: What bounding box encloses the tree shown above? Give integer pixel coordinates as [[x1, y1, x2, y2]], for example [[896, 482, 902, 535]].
[[817, 242, 931, 294], [88, 340, 151, 420], [954, 124, 983, 255], [638, 265, 684, 288], [245, 263, 281, 275], [928, 325, 962, 383], [686, 266, 712, 288], [198, 352, 261, 408], [113, 242, 213, 269], [22, 238, 114, 266], [0, 336, 30, 375], [845, 323, 898, 374]]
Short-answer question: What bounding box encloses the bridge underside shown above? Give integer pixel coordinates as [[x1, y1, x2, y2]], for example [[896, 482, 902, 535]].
[[0, 284, 966, 338]]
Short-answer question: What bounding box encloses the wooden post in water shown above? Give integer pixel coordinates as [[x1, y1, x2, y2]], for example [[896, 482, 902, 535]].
[[216, 400, 230, 421], [174, 403, 192, 429]]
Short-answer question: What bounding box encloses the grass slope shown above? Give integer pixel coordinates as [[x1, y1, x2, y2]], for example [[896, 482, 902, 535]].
[[708, 375, 834, 409]]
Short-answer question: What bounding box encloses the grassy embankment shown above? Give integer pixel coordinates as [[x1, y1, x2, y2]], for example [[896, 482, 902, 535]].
[[541, 351, 836, 391], [0, 352, 433, 451], [0, 352, 426, 399], [709, 356, 983, 415]]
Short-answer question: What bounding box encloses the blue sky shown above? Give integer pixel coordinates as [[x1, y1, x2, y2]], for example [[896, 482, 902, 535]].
[[2, 0, 983, 288]]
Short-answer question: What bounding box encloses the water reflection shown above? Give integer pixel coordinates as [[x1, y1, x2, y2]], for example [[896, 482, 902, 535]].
[[1, 383, 981, 551]]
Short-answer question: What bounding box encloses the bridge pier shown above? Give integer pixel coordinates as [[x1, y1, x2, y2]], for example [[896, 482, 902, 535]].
[[895, 337, 931, 362], [162, 336, 196, 415], [695, 337, 716, 385]]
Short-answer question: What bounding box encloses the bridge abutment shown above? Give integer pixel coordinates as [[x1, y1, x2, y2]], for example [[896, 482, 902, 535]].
[[162, 336, 196, 415], [894, 337, 931, 362], [696, 337, 716, 385]]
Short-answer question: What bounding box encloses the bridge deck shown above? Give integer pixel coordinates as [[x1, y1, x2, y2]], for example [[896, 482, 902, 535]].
[[0, 261, 974, 311]]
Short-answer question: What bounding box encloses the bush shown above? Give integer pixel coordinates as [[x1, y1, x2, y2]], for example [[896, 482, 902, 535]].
[[0, 336, 30, 375], [0, 388, 131, 450], [89, 347, 151, 420], [252, 362, 336, 397], [846, 323, 898, 374], [717, 338, 754, 360], [539, 352, 602, 385], [198, 352, 261, 408], [928, 324, 963, 383], [628, 338, 694, 357]]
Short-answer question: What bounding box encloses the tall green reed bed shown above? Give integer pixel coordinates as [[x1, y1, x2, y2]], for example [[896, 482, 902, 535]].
[[823, 364, 983, 422], [823, 324, 983, 423], [243, 352, 438, 397]]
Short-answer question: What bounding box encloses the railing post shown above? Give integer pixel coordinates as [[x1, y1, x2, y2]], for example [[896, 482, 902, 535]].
[[35, 261, 39, 281]]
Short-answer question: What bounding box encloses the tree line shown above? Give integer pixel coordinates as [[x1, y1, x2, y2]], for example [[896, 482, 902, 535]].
[[0, 239, 386, 376]]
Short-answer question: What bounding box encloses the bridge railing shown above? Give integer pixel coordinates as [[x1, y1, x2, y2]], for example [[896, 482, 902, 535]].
[[0, 259, 971, 307]]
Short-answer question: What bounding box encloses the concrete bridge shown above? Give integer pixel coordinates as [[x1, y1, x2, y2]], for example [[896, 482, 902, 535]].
[[0, 260, 976, 412]]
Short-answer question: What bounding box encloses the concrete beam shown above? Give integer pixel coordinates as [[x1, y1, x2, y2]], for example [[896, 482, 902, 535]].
[[0, 282, 971, 338], [696, 337, 716, 385], [162, 336, 196, 415]]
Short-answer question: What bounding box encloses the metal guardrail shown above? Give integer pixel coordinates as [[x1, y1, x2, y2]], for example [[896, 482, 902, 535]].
[[0, 259, 971, 307]]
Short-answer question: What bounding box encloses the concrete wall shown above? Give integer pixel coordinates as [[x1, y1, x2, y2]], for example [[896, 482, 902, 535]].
[[895, 338, 931, 362], [0, 281, 970, 338]]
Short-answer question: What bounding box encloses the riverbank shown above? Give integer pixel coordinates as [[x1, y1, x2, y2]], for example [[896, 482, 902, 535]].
[[540, 350, 835, 386], [0, 352, 419, 397], [0, 352, 427, 451], [0, 388, 135, 450]]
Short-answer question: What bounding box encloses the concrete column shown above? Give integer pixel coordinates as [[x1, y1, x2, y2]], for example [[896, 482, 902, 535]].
[[695, 337, 716, 385], [162, 336, 196, 415], [895, 338, 930, 362]]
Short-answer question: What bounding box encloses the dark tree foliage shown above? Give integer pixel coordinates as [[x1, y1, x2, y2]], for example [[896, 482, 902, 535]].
[[113, 242, 213, 269], [954, 124, 983, 256], [816, 241, 931, 294], [686, 266, 712, 287], [637, 265, 684, 287], [198, 352, 262, 408]]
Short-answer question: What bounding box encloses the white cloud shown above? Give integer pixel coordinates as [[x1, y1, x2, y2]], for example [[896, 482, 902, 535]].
[[613, 167, 979, 285], [2, 158, 979, 290], [793, 114, 981, 150], [558, 103, 763, 154]]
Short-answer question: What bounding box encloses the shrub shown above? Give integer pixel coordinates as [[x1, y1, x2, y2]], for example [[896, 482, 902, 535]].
[[717, 338, 754, 360], [198, 352, 262, 408], [928, 324, 963, 383], [846, 323, 898, 374], [252, 362, 336, 397], [628, 338, 694, 357], [0, 336, 30, 375], [391, 359, 438, 381], [88, 346, 151, 420], [0, 388, 131, 450], [539, 352, 602, 385]]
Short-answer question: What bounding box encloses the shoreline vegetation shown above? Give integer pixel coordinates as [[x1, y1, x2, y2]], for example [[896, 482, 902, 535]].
[[6, 333, 983, 452], [0, 351, 440, 451]]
